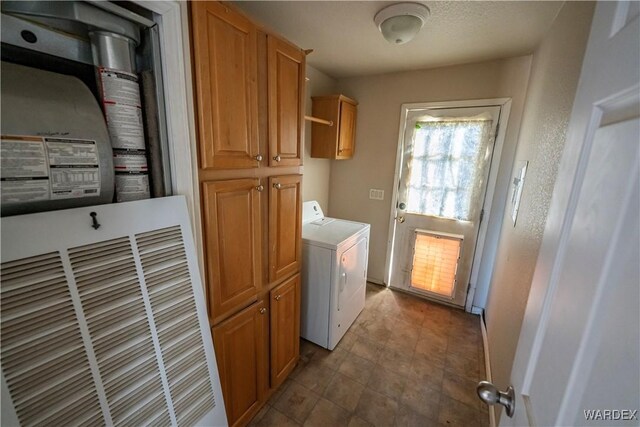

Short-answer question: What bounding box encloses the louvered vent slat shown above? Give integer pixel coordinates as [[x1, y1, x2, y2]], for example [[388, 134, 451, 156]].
[[137, 226, 216, 426], [8, 347, 87, 389], [110, 378, 165, 421], [1, 309, 76, 348], [121, 398, 171, 427], [0, 254, 104, 427], [162, 333, 201, 362], [68, 237, 169, 426]]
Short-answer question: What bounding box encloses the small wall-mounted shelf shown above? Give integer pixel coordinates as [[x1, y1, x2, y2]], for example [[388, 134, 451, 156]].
[[310, 94, 358, 160]]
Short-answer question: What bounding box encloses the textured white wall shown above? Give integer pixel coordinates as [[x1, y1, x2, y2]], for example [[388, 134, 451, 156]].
[[302, 66, 337, 213], [483, 2, 595, 418], [331, 57, 532, 284]]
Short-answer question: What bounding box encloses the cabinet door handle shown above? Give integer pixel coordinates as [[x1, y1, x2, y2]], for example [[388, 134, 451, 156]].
[[273, 183, 282, 190], [254, 154, 263, 162], [259, 307, 267, 314], [273, 155, 281, 162], [274, 295, 282, 301], [255, 185, 264, 192]]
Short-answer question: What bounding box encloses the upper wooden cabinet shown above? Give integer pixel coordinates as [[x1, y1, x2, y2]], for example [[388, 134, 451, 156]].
[[270, 274, 300, 388], [202, 179, 262, 324], [269, 175, 302, 283], [212, 300, 267, 427], [267, 35, 305, 167], [311, 95, 358, 159], [192, 2, 261, 170]]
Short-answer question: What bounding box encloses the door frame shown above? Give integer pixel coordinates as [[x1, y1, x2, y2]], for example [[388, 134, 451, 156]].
[[384, 98, 512, 311], [130, 1, 204, 279]]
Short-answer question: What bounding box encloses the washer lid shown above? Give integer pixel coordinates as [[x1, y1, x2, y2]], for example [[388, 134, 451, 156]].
[[303, 218, 370, 248]]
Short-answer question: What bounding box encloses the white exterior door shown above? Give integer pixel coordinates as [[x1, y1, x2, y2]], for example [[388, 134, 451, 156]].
[[502, 2, 640, 426], [389, 104, 501, 307]]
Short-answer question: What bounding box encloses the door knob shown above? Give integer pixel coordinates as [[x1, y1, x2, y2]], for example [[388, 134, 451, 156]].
[[397, 216, 405, 223], [259, 307, 267, 314], [476, 381, 515, 418], [254, 154, 263, 162], [255, 185, 264, 192], [273, 155, 281, 162], [274, 295, 282, 301], [398, 202, 406, 210], [273, 183, 282, 190]]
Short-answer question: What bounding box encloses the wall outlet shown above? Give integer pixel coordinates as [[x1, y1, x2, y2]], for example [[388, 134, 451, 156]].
[[369, 189, 384, 200]]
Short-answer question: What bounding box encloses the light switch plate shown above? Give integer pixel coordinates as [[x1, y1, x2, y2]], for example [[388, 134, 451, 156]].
[[369, 189, 384, 200]]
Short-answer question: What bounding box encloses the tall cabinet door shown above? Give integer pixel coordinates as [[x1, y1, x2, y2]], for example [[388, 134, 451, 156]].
[[269, 175, 302, 283], [212, 301, 267, 427], [267, 35, 305, 167], [337, 100, 357, 159], [202, 179, 262, 324], [270, 274, 300, 387], [192, 2, 260, 169]]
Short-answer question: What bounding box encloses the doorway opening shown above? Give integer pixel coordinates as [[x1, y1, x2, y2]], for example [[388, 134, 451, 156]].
[[386, 99, 511, 309]]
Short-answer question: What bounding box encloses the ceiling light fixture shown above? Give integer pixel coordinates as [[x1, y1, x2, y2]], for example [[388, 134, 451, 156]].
[[374, 3, 430, 45]]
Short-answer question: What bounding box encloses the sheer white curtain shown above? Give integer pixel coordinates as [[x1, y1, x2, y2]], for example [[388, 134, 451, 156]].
[[404, 118, 493, 221]]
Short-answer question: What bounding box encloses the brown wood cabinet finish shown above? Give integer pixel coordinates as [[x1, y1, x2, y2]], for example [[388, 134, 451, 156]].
[[192, 1, 261, 170], [269, 175, 302, 283], [311, 95, 359, 159], [267, 35, 305, 167], [192, 3, 303, 425], [202, 179, 262, 324], [270, 274, 301, 387], [212, 300, 268, 427]]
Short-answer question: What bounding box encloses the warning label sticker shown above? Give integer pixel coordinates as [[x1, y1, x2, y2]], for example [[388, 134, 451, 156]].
[[0, 136, 101, 204], [115, 174, 150, 202], [99, 68, 141, 107], [104, 103, 146, 150]]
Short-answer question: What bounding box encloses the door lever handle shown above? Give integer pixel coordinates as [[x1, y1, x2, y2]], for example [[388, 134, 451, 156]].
[[476, 381, 515, 417]]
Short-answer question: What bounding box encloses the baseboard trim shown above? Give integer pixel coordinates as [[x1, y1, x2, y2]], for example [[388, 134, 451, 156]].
[[366, 277, 385, 286], [480, 311, 497, 427]]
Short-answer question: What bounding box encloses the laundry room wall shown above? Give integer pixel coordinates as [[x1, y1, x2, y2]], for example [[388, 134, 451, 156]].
[[303, 65, 338, 213], [483, 2, 595, 414], [330, 56, 532, 286]]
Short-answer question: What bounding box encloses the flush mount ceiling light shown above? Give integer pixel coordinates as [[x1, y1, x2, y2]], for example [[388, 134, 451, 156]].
[[374, 2, 430, 45]]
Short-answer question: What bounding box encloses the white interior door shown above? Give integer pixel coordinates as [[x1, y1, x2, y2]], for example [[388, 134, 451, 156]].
[[389, 105, 501, 307], [501, 2, 640, 426]]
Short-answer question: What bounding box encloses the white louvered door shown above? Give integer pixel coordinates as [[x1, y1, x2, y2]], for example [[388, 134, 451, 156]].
[[0, 196, 227, 427]]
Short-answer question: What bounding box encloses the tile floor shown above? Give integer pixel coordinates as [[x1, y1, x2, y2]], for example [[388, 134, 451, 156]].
[[250, 283, 489, 427]]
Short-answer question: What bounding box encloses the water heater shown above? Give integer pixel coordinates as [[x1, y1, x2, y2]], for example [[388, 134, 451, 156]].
[[1, 61, 115, 216]]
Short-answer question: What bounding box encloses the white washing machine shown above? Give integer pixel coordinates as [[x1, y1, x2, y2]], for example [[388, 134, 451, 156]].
[[301, 201, 370, 350]]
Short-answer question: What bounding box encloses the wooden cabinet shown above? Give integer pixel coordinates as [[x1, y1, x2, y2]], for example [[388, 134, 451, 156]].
[[212, 301, 268, 427], [270, 274, 300, 387], [267, 35, 305, 167], [269, 175, 302, 283], [192, 1, 260, 170], [202, 179, 262, 324], [193, 3, 303, 425], [311, 95, 358, 159]]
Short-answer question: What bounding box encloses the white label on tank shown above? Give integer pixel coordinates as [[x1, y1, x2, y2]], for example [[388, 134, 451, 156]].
[[115, 174, 150, 202], [0, 136, 102, 203], [99, 68, 141, 107], [1, 136, 50, 203], [113, 149, 148, 173], [104, 103, 146, 149], [45, 138, 101, 199]]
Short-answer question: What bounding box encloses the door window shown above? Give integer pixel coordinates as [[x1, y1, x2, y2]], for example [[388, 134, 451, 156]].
[[405, 117, 493, 221]]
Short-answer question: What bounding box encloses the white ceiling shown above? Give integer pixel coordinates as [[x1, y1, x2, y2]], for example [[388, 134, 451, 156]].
[[233, 1, 564, 78]]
